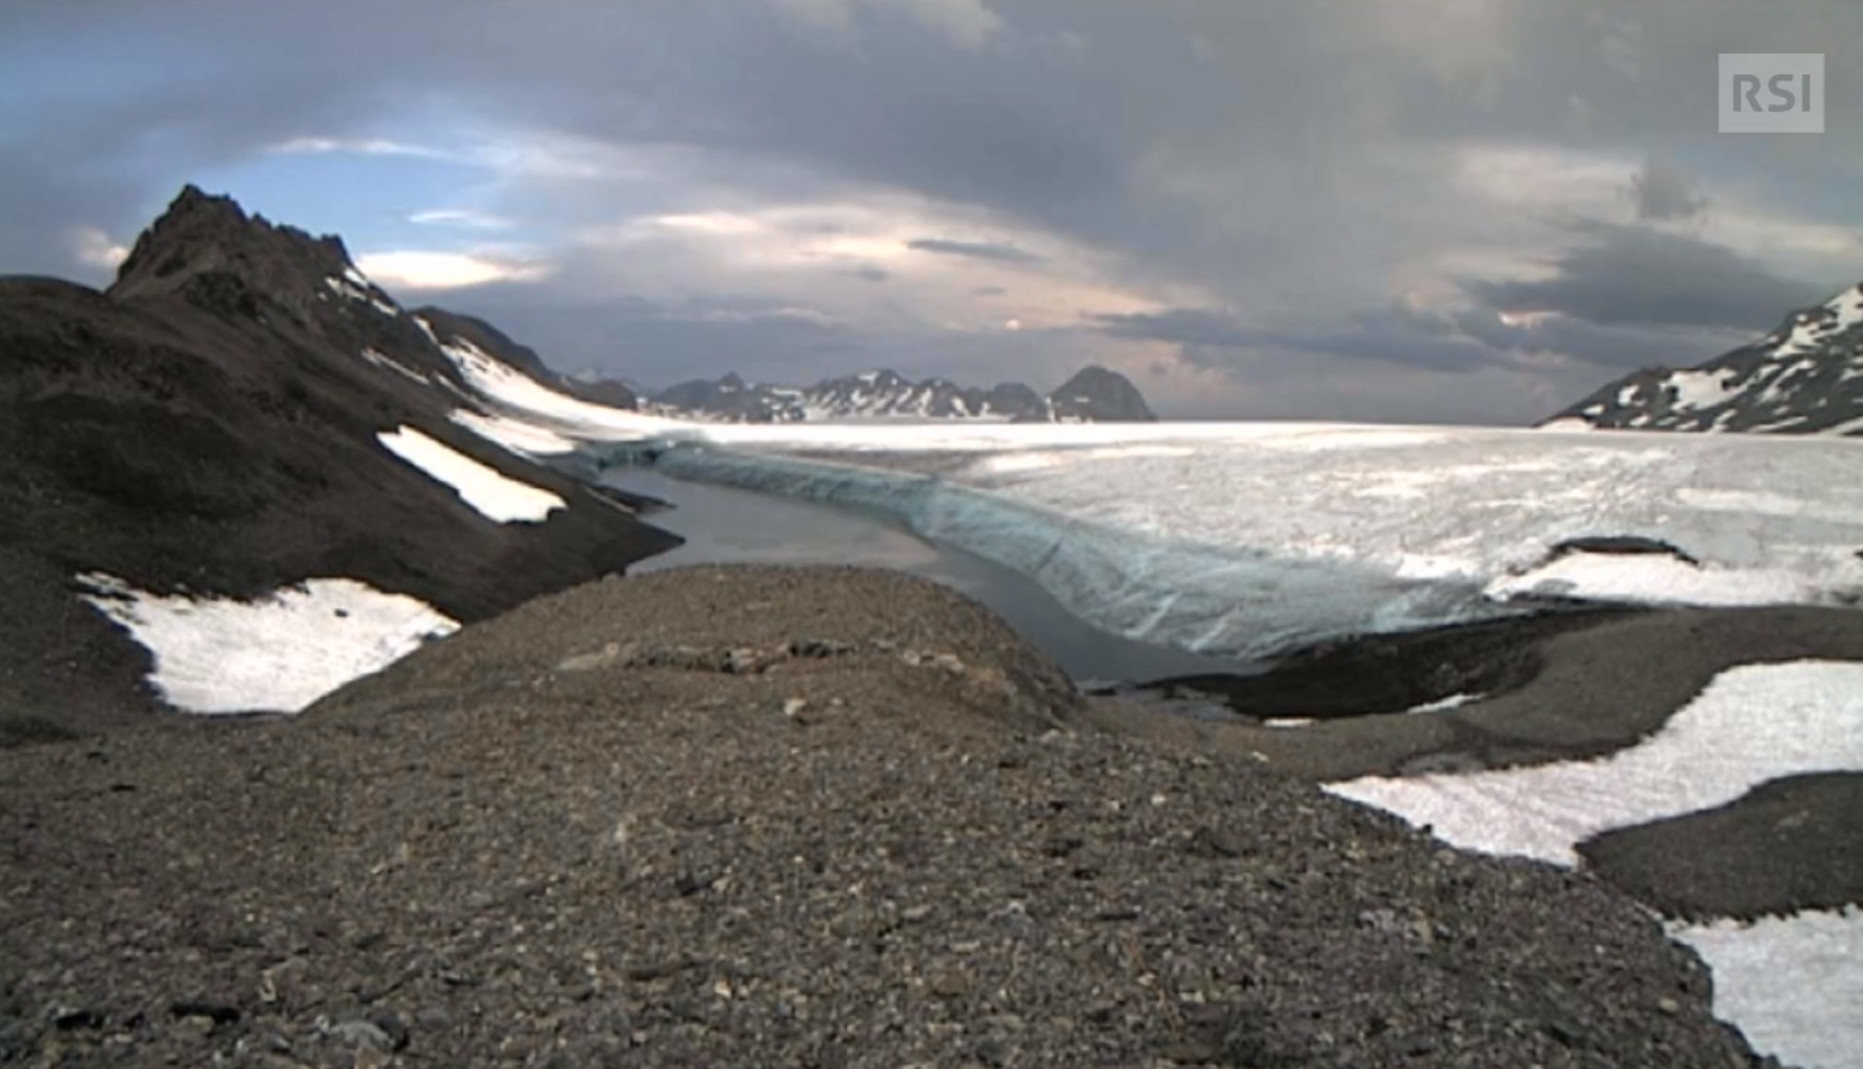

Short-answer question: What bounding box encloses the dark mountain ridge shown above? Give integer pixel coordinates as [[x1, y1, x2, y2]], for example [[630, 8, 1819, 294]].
[[1, 185, 677, 734], [1542, 281, 1863, 435]]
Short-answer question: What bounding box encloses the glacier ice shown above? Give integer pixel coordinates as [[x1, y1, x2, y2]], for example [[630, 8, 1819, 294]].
[[434, 338, 1863, 659], [634, 444, 1504, 661], [614, 425, 1863, 661]]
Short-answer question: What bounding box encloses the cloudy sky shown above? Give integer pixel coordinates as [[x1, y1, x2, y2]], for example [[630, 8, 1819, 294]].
[[2, 0, 1858, 422]]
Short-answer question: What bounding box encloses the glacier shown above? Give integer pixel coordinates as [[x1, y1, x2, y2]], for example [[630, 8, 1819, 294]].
[[630, 442, 1494, 661], [430, 325, 1863, 661], [577, 424, 1863, 662]]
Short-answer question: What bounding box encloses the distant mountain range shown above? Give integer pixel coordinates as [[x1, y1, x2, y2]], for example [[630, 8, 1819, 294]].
[[1542, 282, 1863, 436], [646, 364, 1155, 424]]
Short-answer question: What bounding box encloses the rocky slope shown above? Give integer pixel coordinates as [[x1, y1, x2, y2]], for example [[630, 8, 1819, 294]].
[[650, 365, 1156, 423], [0, 186, 678, 736], [1542, 282, 1863, 434], [0, 566, 1769, 1069]]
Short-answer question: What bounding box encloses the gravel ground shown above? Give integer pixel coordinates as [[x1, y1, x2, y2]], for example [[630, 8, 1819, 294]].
[[2, 567, 1768, 1068], [1579, 772, 1863, 922]]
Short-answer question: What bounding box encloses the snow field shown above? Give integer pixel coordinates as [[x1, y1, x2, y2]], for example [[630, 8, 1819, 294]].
[[377, 425, 566, 523], [76, 573, 458, 714]]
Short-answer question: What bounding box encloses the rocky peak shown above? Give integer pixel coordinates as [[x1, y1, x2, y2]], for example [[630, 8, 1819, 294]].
[[108, 185, 392, 329], [1048, 366, 1156, 422]]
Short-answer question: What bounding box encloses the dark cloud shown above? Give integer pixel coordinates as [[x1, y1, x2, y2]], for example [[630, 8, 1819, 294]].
[[1447, 307, 1741, 370], [905, 237, 1044, 264], [1091, 306, 1496, 373], [1092, 307, 1259, 349], [3, 0, 1859, 420], [451, 292, 859, 389], [972, 285, 1007, 296], [1627, 154, 1705, 221], [450, 290, 1107, 394], [1463, 222, 1829, 331], [1094, 291, 1747, 377]]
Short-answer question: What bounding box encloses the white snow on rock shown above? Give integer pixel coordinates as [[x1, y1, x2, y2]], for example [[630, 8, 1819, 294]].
[[1320, 660, 1863, 867], [1823, 412, 1863, 437], [76, 573, 458, 714], [422, 321, 683, 442], [1324, 661, 1863, 1069], [450, 409, 580, 457], [1533, 417, 1597, 432], [1665, 369, 1739, 411], [377, 425, 566, 523], [359, 347, 429, 385], [1405, 692, 1482, 714], [1550, 283, 1863, 436], [323, 276, 399, 318], [1485, 551, 1824, 608], [1670, 907, 1863, 1069], [1831, 284, 1863, 332]]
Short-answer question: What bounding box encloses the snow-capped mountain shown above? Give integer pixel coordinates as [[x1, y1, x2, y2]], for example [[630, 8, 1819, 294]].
[[410, 306, 642, 410], [649, 365, 1155, 423], [1542, 282, 1863, 435]]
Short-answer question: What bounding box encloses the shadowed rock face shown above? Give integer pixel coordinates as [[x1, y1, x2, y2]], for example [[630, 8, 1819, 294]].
[[1, 186, 678, 735], [1049, 365, 1157, 422], [1543, 281, 1863, 435], [648, 364, 1156, 423]]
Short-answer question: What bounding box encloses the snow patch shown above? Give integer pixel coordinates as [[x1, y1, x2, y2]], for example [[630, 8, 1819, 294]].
[[1829, 284, 1863, 332], [1772, 315, 1825, 358], [1535, 417, 1596, 432], [323, 276, 398, 318], [76, 573, 458, 714], [1823, 412, 1863, 436], [358, 348, 428, 385], [377, 425, 566, 522], [1321, 660, 1863, 867], [433, 331, 683, 443], [450, 409, 580, 457], [1670, 906, 1863, 1069], [1665, 369, 1737, 411], [1406, 692, 1482, 714], [1485, 551, 1828, 609]]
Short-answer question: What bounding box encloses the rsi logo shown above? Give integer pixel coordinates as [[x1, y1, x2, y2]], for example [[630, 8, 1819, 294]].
[[1719, 54, 1824, 133], [1730, 72, 1815, 114]]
